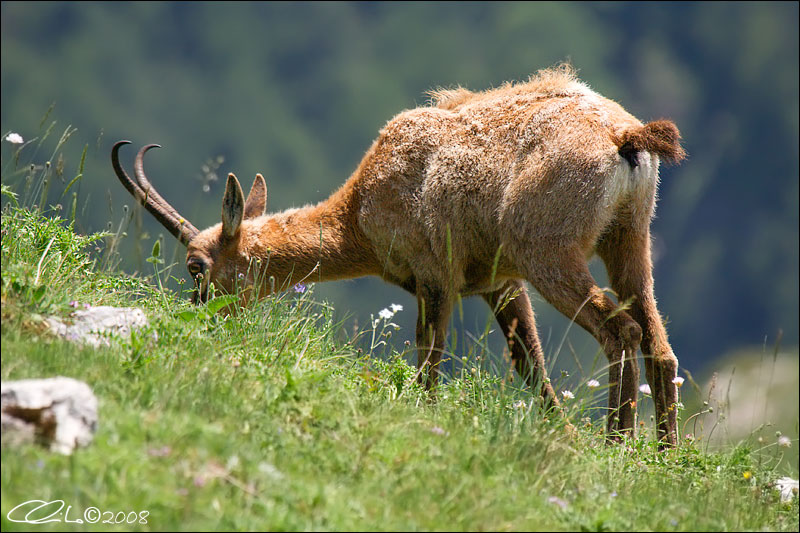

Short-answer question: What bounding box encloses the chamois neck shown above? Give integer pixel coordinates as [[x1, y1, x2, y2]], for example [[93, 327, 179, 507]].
[[242, 190, 379, 290]]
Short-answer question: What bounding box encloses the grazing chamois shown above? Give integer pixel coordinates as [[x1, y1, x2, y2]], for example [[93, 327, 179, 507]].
[[112, 64, 685, 445]]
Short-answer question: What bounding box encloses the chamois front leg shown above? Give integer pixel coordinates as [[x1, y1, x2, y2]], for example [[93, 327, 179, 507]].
[[524, 248, 641, 441], [483, 280, 559, 409], [415, 282, 453, 391], [598, 225, 679, 446]]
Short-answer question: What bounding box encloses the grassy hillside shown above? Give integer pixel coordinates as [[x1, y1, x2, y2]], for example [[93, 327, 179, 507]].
[[1, 171, 798, 531], [3, 2, 799, 366]]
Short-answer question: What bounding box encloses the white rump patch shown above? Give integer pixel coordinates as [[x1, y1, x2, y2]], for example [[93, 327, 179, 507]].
[[605, 152, 659, 216]]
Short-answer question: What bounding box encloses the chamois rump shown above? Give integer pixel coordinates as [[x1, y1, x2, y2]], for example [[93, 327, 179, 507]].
[[112, 65, 685, 445]]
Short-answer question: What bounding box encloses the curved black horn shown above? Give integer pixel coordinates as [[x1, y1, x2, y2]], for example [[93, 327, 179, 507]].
[[112, 141, 199, 245]]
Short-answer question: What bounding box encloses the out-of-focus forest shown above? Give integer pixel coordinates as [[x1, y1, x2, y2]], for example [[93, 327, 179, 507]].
[[2, 2, 798, 383]]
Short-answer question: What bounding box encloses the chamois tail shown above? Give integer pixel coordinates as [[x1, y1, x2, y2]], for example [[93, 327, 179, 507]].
[[615, 119, 686, 168]]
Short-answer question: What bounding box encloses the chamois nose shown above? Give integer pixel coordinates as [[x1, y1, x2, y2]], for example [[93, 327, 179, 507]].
[[190, 272, 209, 305], [191, 287, 209, 305]]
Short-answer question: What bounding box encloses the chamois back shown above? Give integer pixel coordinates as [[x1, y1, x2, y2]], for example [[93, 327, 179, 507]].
[[428, 63, 588, 111]]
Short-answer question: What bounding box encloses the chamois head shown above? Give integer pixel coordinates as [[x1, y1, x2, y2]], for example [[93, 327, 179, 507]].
[[111, 141, 267, 304]]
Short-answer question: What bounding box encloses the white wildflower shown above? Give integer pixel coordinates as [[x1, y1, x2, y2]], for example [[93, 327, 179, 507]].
[[390, 303, 403, 313], [5, 132, 23, 144], [672, 376, 685, 387], [561, 390, 574, 400], [378, 308, 394, 320], [774, 477, 798, 503], [587, 379, 600, 388], [777, 435, 791, 448], [639, 384, 651, 395], [257, 462, 284, 480]]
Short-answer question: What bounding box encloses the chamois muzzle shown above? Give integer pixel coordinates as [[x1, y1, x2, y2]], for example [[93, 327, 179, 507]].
[[190, 280, 209, 305], [187, 258, 209, 305]]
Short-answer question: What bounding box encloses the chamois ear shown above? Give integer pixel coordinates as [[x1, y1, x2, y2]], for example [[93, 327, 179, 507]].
[[221, 173, 245, 240], [243, 173, 267, 219]]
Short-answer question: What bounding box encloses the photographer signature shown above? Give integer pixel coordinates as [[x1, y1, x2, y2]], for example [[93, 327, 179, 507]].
[[6, 499, 149, 525]]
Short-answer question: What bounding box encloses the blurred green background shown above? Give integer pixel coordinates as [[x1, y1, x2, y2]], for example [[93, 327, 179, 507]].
[[2, 2, 798, 434]]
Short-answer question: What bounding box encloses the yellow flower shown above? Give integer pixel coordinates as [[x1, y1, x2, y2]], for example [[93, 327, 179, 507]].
[[743, 471, 752, 480]]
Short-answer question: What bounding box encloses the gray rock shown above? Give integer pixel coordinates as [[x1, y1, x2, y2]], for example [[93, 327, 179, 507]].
[[1, 377, 98, 455], [46, 306, 148, 347]]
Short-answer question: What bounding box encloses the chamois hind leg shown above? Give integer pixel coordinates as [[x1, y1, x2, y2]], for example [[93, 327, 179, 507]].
[[415, 281, 453, 391], [524, 247, 642, 441], [597, 224, 679, 446], [483, 280, 558, 409]]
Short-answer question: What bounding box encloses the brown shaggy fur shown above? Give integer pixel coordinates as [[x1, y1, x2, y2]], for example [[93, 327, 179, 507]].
[[612, 119, 686, 166], [115, 64, 685, 446]]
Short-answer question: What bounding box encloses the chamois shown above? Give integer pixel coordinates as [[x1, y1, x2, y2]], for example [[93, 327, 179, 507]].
[[112, 64, 685, 445]]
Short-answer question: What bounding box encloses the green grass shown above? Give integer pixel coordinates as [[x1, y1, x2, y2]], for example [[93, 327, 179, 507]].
[[1, 139, 798, 531]]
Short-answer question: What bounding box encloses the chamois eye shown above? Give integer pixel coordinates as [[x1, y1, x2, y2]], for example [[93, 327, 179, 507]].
[[187, 259, 205, 278]]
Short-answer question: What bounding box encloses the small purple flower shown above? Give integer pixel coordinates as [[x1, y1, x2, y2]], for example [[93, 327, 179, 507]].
[[293, 282, 306, 293], [547, 496, 568, 510], [430, 426, 448, 436], [147, 445, 172, 457], [69, 301, 79, 308], [83, 303, 91, 309]]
